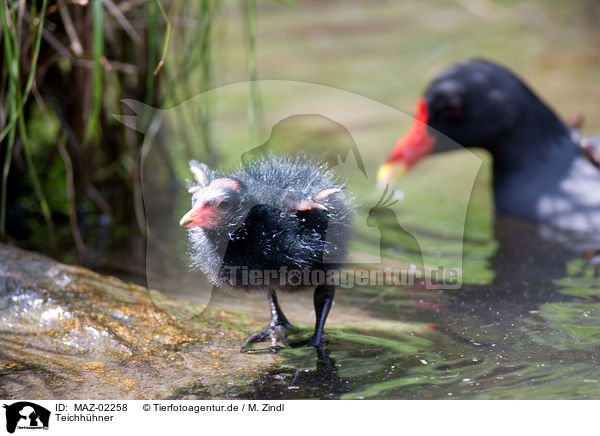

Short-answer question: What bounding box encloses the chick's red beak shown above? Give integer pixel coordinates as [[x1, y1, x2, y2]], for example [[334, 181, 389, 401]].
[[377, 97, 435, 188], [179, 204, 221, 229]]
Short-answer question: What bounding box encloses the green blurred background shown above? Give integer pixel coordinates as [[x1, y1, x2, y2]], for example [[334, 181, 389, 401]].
[[2, 0, 599, 280]]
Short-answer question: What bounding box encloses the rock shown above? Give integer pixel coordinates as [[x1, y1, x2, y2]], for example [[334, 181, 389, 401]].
[[0, 243, 279, 399]]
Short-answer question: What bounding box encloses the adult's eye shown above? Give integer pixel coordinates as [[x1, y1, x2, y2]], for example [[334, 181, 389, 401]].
[[443, 96, 463, 118]]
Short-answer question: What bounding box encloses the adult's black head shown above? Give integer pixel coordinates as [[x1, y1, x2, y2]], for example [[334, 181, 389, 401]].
[[378, 58, 573, 185]]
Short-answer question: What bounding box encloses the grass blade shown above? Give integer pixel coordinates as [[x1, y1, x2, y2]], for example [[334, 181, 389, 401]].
[[84, 0, 104, 144], [1, 0, 48, 240], [152, 0, 170, 76]]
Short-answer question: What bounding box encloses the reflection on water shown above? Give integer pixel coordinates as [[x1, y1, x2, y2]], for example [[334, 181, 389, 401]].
[[234, 346, 351, 400]]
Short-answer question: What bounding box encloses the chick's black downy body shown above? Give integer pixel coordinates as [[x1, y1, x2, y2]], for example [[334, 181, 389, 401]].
[[222, 204, 331, 285], [180, 154, 353, 349]]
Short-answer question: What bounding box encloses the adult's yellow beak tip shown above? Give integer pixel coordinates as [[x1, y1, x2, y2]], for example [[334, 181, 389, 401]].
[[376, 161, 408, 190]]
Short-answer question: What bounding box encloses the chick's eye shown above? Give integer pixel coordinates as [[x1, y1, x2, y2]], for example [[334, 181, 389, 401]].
[[217, 199, 232, 210]]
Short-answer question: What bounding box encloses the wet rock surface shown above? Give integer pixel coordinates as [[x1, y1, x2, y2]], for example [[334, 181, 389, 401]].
[[0, 243, 278, 399]]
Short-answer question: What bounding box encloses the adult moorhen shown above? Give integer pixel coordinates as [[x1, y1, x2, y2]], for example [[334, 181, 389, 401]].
[[377, 58, 600, 235]]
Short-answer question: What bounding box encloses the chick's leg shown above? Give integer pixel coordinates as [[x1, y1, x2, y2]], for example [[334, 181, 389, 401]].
[[291, 284, 335, 348], [243, 290, 293, 348], [310, 284, 336, 346], [268, 289, 293, 329]]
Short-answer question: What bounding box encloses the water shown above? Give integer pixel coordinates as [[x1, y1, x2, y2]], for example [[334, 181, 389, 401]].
[[151, 212, 593, 399]]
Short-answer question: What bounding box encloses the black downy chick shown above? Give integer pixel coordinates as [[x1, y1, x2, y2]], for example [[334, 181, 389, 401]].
[[180, 154, 353, 349]]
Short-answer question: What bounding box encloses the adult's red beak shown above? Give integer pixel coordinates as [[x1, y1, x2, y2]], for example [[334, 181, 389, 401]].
[[377, 97, 436, 189]]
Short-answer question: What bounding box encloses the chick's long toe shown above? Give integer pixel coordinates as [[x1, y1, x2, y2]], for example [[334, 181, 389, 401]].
[[242, 289, 294, 349]]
